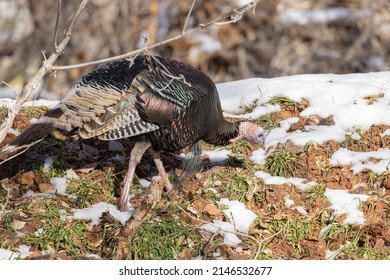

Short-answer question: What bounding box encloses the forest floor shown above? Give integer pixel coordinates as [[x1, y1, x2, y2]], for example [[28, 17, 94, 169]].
[[0, 100, 388, 260]]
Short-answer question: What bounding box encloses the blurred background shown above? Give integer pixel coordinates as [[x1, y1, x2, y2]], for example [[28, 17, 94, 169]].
[[1, 0, 390, 99]]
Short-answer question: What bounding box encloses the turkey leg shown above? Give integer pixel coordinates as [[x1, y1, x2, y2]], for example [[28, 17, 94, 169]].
[[149, 148, 173, 192], [119, 140, 151, 211]]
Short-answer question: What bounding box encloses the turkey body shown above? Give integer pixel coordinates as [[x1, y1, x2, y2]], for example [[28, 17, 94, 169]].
[[47, 55, 233, 150], [0, 55, 265, 212]]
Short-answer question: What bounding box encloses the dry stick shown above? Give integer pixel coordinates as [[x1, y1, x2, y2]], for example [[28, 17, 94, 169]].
[[182, 0, 197, 34], [0, 140, 43, 165], [53, 0, 62, 50], [0, 0, 89, 145], [50, 0, 257, 71]]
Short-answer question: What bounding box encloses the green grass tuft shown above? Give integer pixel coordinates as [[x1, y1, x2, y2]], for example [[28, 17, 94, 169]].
[[264, 147, 297, 177], [127, 219, 199, 260]]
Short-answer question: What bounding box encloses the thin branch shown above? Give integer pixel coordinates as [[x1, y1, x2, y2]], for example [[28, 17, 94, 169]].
[[53, 0, 62, 50], [50, 0, 257, 71], [0, 140, 43, 165], [0, 0, 89, 145], [182, 0, 196, 34]]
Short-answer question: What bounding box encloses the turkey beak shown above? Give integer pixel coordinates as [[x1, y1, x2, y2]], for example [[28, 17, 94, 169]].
[[254, 129, 268, 143]]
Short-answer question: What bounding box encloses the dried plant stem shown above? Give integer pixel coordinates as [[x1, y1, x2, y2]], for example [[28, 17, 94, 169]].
[[53, 0, 62, 49], [182, 0, 197, 34]]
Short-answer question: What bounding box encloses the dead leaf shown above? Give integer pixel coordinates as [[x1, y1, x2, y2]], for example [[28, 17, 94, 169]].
[[27, 250, 44, 260], [284, 139, 305, 154], [204, 203, 219, 215], [11, 220, 26, 230], [192, 199, 219, 215], [39, 183, 55, 192], [108, 140, 124, 152], [192, 199, 206, 211], [77, 163, 97, 173], [82, 143, 99, 155], [66, 169, 79, 180], [19, 171, 34, 185]]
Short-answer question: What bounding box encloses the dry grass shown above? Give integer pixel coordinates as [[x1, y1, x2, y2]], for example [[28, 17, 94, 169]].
[[0, 101, 388, 260]]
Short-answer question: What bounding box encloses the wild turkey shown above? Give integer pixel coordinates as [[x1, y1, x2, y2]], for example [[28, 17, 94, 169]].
[[0, 55, 266, 211]]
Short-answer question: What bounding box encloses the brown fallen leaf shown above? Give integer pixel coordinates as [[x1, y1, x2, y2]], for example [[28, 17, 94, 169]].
[[27, 250, 44, 260], [39, 183, 55, 192], [204, 203, 219, 215], [77, 163, 98, 173], [19, 171, 34, 185], [192, 199, 219, 215]]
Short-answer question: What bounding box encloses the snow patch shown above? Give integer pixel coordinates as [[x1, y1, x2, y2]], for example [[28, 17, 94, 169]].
[[203, 149, 230, 164], [325, 242, 350, 260], [219, 198, 257, 233], [200, 199, 257, 246], [43, 156, 55, 172], [0, 245, 32, 260], [330, 148, 390, 174], [255, 170, 316, 190], [381, 129, 390, 137], [284, 198, 295, 208], [324, 189, 369, 225], [139, 178, 151, 188], [201, 220, 242, 245], [50, 177, 68, 195], [71, 202, 133, 226]]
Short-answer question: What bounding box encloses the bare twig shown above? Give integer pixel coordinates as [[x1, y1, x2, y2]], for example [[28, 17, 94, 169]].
[[0, 0, 89, 145], [0, 139, 43, 165], [50, 0, 257, 71], [182, 0, 196, 34], [53, 0, 62, 50]]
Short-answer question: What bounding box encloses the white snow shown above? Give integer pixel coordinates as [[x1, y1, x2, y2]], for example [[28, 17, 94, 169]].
[[139, 178, 151, 188], [219, 198, 257, 233], [0, 98, 59, 109], [43, 156, 55, 172], [284, 198, 295, 208], [200, 198, 257, 246], [254, 170, 316, 190], [179, 148, 230, 164], [201, 220, 242, 245], [7, 128, 20, 136], [324, 189, 369, 225], [330, 148, 390, 175], [50, 177, 68, 195], [296, 206, 308, 215], [217, 72, 390, 132], [202, 149, 231, 164], [71, 202, 133, 226], [325, 242, 351, 260], [0, 245, 32, 260], [381, 129, 390, 137]]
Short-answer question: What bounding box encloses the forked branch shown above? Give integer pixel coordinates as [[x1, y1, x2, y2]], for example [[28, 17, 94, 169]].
[[0, 0, 89, 144]]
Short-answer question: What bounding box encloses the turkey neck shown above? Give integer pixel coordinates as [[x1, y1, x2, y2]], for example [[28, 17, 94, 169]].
[[203, 117, 239, 146]]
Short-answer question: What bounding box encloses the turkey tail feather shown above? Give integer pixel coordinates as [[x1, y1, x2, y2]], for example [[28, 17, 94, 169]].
[[0, 123, 55, 160]]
